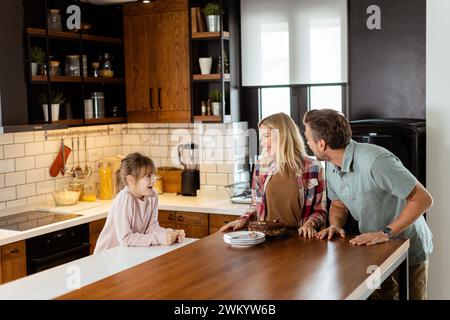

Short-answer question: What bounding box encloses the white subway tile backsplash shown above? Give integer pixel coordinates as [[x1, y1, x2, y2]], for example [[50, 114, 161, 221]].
[[4, 144, 25, 158], [15, 156, 35, 171], [27, 195, 48, 205], [16, 183, 36, 198], [14, 132, 34, 144], [35, 154, 54, 169], [0, 174, 4, 187], [36, 180, 55, 195], [103, 146, 118, 157], [200, 172, 206, 185], [44, 140, 60, 154], [5, 171, 26, 187], [0, 159, 15, 173], [34, 131, 46, 142], [26, 168, 45, 183], [25, 142, 44, 156], [95, 136, 110, 148], [200, 163, 217, 173], [206, 173, 228, 186], [217, 163, 235, 174], [150, 146, 169, 157], [0, 133, 14, 145], [0, 145, 3, 159], [0, 186, 16, 202]]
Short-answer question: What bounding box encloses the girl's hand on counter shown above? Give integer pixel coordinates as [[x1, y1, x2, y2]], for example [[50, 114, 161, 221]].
[[298, 221, 317, 238], [166, 230, 182, 245], [176, 229, 185, 243], [219, 219, 247, 232]]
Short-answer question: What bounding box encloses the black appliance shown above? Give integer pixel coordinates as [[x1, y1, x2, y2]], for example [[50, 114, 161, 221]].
[[26, 223, 90, 274], [178, 143, 200, 196], [340, 118, 426, 234]]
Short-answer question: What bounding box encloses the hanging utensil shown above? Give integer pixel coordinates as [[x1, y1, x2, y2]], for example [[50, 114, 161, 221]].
[[74, 136, 84, 179], [66, 137, 76, 176], [60, 138, 66, 176], [84, 135, 92, 177]]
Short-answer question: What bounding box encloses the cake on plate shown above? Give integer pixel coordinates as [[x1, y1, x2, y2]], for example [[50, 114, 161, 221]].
[[248, 220, 288, 238]]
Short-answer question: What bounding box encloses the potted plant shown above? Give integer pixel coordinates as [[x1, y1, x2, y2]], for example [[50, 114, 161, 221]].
[[203, 3, 221, 32], [30, 46, 46, 76], [38, 91, 65, 122], [208, 89, 222, 116]]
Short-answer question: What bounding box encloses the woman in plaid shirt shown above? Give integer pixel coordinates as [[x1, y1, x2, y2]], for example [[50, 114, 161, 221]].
[[220, 113, 327, 238]]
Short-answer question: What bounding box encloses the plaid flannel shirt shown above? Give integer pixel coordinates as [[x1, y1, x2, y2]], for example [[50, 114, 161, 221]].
[[241, 156, 327, 229]]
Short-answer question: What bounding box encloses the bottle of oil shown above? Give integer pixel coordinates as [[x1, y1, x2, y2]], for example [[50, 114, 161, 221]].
[[98, 161, 113, 200]]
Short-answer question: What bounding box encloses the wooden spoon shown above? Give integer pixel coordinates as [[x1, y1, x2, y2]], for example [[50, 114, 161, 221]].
[[74, 136, 84, 179]]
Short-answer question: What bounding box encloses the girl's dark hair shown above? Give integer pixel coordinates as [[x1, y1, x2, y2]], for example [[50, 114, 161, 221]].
[[303, 109, 352, 150], [115, 153, 156, 192]]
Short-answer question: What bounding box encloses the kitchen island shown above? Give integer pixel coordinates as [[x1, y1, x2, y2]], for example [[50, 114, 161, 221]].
[[57, 231, 410, 300]]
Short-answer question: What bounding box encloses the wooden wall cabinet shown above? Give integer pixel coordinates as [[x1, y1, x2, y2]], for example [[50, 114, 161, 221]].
[[0, 241, 27, 284], [89, 218, 107, 255], [124, 0, 191, 123]]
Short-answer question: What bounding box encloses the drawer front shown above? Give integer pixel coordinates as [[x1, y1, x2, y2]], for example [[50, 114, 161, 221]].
[[158, 210, 177, 229], [176, 212, 208, 239], [1, 240, 27, 284], [209, 214, 239, 234], [89, 218, 107, 237]]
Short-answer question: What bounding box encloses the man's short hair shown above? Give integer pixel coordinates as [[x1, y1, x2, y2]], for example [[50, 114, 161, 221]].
[[303, 109, 352, 149]]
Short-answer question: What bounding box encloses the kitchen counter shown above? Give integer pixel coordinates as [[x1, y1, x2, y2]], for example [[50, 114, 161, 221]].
[[0, 190, 248, 246], [0, 238, 197, 299], [58, 232, 410, 300]]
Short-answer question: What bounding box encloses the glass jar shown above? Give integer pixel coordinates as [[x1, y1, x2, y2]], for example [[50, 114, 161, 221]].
[[81, 180, 97, 202], [98, 161, 113, 200], [48, 9, 62, 32], [91, 62, 100, 77], [65, 55, 80, 76], [69, 179, 84, 200], [99, 53, 114, 78]]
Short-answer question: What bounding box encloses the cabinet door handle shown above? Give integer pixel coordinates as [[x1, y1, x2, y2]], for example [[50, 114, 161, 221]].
[[158, 88, 162, 110], [223, 220, 230, 224], [11, 248, 20, 254], [177, 215, 184, 222], [149, 88, 154, 110], [168, 214, 174, 221]]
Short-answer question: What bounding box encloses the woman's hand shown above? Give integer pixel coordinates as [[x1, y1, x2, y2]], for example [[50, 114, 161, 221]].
[[315, 225, 346, 240], [298, 221, 317, 238], [219, 219, 247, 232], [176, 229, 185, 243]]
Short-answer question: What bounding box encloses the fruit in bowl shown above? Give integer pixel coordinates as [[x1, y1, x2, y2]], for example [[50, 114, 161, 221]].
[[52, 190, 80, 206]]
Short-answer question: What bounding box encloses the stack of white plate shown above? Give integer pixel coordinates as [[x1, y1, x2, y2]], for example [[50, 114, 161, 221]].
[[223, 231, 266, 247]]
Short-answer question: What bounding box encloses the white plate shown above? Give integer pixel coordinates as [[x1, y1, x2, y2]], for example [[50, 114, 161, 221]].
[[224, 237, 265, 247], [223, 231, 265, 241]]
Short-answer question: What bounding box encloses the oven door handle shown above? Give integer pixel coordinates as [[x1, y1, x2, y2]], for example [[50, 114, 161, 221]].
[[30, 243, 91, 265]]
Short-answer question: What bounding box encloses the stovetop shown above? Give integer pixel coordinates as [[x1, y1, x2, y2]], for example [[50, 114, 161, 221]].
[[0, 211, 82, 231]]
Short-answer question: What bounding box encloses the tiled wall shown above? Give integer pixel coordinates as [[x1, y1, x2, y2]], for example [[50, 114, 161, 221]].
[[0, 122, 249, 210]]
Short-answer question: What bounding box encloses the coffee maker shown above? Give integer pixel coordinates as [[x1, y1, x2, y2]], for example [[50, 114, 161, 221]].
[[178, 143, 200, 196]]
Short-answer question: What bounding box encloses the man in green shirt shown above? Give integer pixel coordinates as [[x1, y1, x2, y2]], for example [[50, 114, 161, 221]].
[[303, 109, 433, 300]]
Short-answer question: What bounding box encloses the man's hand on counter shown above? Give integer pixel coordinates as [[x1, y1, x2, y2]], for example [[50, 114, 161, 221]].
[[349, 231, 389, 246]]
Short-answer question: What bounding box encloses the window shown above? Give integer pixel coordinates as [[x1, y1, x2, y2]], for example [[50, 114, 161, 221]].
[[309, 86, 342, 111], [260, 87, 291, 119]]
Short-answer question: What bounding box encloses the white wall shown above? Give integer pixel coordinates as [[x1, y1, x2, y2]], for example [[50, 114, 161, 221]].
[[426, 0, 450, 300]]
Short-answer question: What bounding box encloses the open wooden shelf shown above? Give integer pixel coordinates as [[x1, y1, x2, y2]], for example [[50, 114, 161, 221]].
[[31, 75, 123, 84], [192, 31, 230, 40], [84, 77, 124, 84], [193, 73, 230, 81], [52, 119, 84, 126], [193, 115, 222, 123], [84, 117, 126, 125], [27, 28, 123, 44]]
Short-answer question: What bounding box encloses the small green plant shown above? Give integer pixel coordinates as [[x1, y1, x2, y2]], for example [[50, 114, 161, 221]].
[[208, 89, 222, 102], [30, 46, 46, 64], [38, 91, 65, 105], [203, 3, 220, 16]]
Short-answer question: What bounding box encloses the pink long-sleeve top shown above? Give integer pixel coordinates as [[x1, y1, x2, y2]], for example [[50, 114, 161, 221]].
[[93, 186, 171, 254]]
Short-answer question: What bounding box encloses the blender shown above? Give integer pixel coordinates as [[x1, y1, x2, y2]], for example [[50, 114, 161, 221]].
[[178, 143, 200, 196]]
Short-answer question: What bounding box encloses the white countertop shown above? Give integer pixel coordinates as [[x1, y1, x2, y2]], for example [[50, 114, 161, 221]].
[[0, 190, 248, 246], [0, 238, 197, 300]]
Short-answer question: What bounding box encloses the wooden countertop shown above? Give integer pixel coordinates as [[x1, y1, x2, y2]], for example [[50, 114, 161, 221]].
[[57, 231, 409, 300]]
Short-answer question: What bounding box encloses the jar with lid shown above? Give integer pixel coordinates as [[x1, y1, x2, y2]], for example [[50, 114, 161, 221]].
[[91, 92, 105, 118], [98, 161, 113, 200], [48, 9, 62, 32], [81, 179, 97, 202], [99, 53, 114, 78], [65, 55, 80, 76]]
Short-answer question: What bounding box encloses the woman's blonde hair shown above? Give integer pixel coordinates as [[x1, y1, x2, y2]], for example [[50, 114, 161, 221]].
[[115, 153, 156, 192], [259, 112, 306, 173]]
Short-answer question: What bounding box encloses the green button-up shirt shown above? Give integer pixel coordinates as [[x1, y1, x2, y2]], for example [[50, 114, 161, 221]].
[[326, 140, 433, 265]]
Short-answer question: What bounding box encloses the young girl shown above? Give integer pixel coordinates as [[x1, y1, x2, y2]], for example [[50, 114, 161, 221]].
[[94, 153, 185, 253]]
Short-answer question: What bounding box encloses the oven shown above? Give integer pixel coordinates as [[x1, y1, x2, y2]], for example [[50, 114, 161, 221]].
[[26, 223, 90, 274]]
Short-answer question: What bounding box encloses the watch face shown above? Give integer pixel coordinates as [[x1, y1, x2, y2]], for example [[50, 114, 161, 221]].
[[383, 227, 393, 236]]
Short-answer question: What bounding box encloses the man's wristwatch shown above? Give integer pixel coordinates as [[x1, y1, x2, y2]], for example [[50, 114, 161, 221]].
[[382, 226, 394, 238]]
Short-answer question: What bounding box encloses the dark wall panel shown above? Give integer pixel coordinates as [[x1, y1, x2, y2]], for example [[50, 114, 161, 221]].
[[349, 0, 425, 120]]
